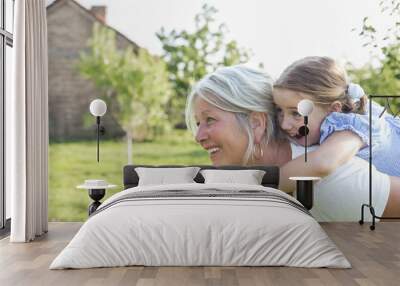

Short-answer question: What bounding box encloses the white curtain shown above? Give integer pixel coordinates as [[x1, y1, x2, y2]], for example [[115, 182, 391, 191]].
[[8, 0, 48, 242]]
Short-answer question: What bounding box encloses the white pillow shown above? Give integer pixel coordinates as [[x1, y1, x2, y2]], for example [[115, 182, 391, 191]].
[[200, 169, 266, 185], [135, 167, 200, 186]]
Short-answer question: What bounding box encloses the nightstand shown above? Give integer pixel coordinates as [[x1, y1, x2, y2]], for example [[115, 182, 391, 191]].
[[289, 177, 321, 210], [77, 180, 117, 215]]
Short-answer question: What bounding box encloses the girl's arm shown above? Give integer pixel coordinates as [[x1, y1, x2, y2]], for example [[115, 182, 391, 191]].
[[279, 130, 363, 193]]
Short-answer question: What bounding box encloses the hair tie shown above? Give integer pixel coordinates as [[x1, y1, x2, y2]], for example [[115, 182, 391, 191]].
[[346, 83, 365, 103]]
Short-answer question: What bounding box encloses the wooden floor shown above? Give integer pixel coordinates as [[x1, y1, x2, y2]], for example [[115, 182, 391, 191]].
[[0, 222, 400, 286]]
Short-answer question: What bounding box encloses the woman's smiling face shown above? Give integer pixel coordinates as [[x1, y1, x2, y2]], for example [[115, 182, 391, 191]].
[[194, 96, 249, 166], [272, 88, 329, 146]]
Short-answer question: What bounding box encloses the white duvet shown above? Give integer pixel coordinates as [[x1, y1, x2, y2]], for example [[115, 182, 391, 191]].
[[50, 183, 351, 269]]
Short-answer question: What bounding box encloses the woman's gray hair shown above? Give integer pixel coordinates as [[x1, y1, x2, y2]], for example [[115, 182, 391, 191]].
[[185, 65, 278, 165]]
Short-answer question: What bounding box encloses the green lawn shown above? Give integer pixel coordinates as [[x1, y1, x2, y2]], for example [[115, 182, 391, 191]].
[[49, 130, 210, 221]]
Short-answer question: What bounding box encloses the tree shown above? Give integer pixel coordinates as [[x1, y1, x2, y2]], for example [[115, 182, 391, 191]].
[[348, 0, 400, 109], [347, 46, 400, 96], [79, 23, 173, 163], [357, 0, 400, 52], [157, 4, 252, 126]]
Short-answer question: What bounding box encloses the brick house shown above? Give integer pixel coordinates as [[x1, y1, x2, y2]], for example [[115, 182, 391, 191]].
[[47, 0, 140, 140]]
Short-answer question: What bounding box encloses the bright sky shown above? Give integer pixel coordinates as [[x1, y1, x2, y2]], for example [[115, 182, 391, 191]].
[[76, 0, 390, 78]]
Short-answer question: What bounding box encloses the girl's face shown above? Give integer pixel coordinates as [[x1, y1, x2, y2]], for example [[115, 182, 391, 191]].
[[194, 97, 249, 166], [272, 88, 329, 146]]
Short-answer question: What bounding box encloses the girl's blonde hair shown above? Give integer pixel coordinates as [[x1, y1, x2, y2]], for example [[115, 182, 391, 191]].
[[274, 56, 367, 114], [185, 65, 278, 165]]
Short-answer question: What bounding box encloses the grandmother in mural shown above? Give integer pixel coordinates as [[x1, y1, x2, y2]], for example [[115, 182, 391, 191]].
[[185, 65, 400, 221]]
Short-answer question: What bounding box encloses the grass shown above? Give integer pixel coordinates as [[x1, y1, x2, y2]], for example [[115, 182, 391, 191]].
[[49, 129, 210, 221]]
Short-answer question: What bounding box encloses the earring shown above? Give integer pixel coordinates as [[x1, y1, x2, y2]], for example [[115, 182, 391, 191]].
[[254, 143, 264, 159]]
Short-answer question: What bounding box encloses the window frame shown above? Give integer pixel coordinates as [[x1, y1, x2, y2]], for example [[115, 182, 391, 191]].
[[0, 0, 13, 235]]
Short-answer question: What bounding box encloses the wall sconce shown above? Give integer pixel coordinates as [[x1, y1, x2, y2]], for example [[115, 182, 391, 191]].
[[89, 99, 107, 162], [297, 99, 314, 162]]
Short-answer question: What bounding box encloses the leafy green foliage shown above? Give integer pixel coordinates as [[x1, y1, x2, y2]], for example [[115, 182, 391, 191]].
[[357, 0, 400, 51], [157, 4, 252, 125], [79, 23, 174, 141], [348, 0, 400, 110]]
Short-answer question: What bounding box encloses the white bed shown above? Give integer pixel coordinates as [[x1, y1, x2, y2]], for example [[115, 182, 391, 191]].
[[50, 182, 350, 269]]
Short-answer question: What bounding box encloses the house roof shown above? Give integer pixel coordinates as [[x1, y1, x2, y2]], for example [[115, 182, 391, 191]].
[[47, 0, 140, 50]]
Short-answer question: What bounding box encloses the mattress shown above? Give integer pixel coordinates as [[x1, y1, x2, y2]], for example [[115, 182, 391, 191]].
[[50, 183, 350, 269]]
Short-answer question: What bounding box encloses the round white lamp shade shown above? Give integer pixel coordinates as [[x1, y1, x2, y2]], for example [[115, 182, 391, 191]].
[[89, 99, 107, 117], [297, 99, 314, 116]]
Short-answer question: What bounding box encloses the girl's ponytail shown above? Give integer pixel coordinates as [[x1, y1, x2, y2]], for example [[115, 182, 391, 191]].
[[342, 83, 367, 114]]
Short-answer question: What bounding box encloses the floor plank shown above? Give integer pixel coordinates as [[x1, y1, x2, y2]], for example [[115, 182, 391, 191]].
[[0, 222, 399, 286]]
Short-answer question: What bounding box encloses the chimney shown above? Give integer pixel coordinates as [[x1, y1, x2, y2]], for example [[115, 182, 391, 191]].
[[90, 6, 107, 23]]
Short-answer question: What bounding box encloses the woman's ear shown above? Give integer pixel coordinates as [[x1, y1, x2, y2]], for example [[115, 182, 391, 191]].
[[250, 112, 267, 144], [330, 101, 342, 112]]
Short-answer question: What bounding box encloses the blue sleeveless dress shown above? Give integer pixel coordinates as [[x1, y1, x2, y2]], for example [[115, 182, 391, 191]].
[[320, 101, 400, 176]]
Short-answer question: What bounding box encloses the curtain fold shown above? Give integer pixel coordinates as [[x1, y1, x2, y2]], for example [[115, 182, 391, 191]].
[[9, 0, 48, 242]]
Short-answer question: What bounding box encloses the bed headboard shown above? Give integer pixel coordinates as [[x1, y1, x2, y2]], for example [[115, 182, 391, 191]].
[[123, 165, 279, 189]]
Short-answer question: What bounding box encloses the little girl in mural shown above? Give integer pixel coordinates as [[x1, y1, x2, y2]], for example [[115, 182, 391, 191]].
[[273, 56, 400, 177]]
